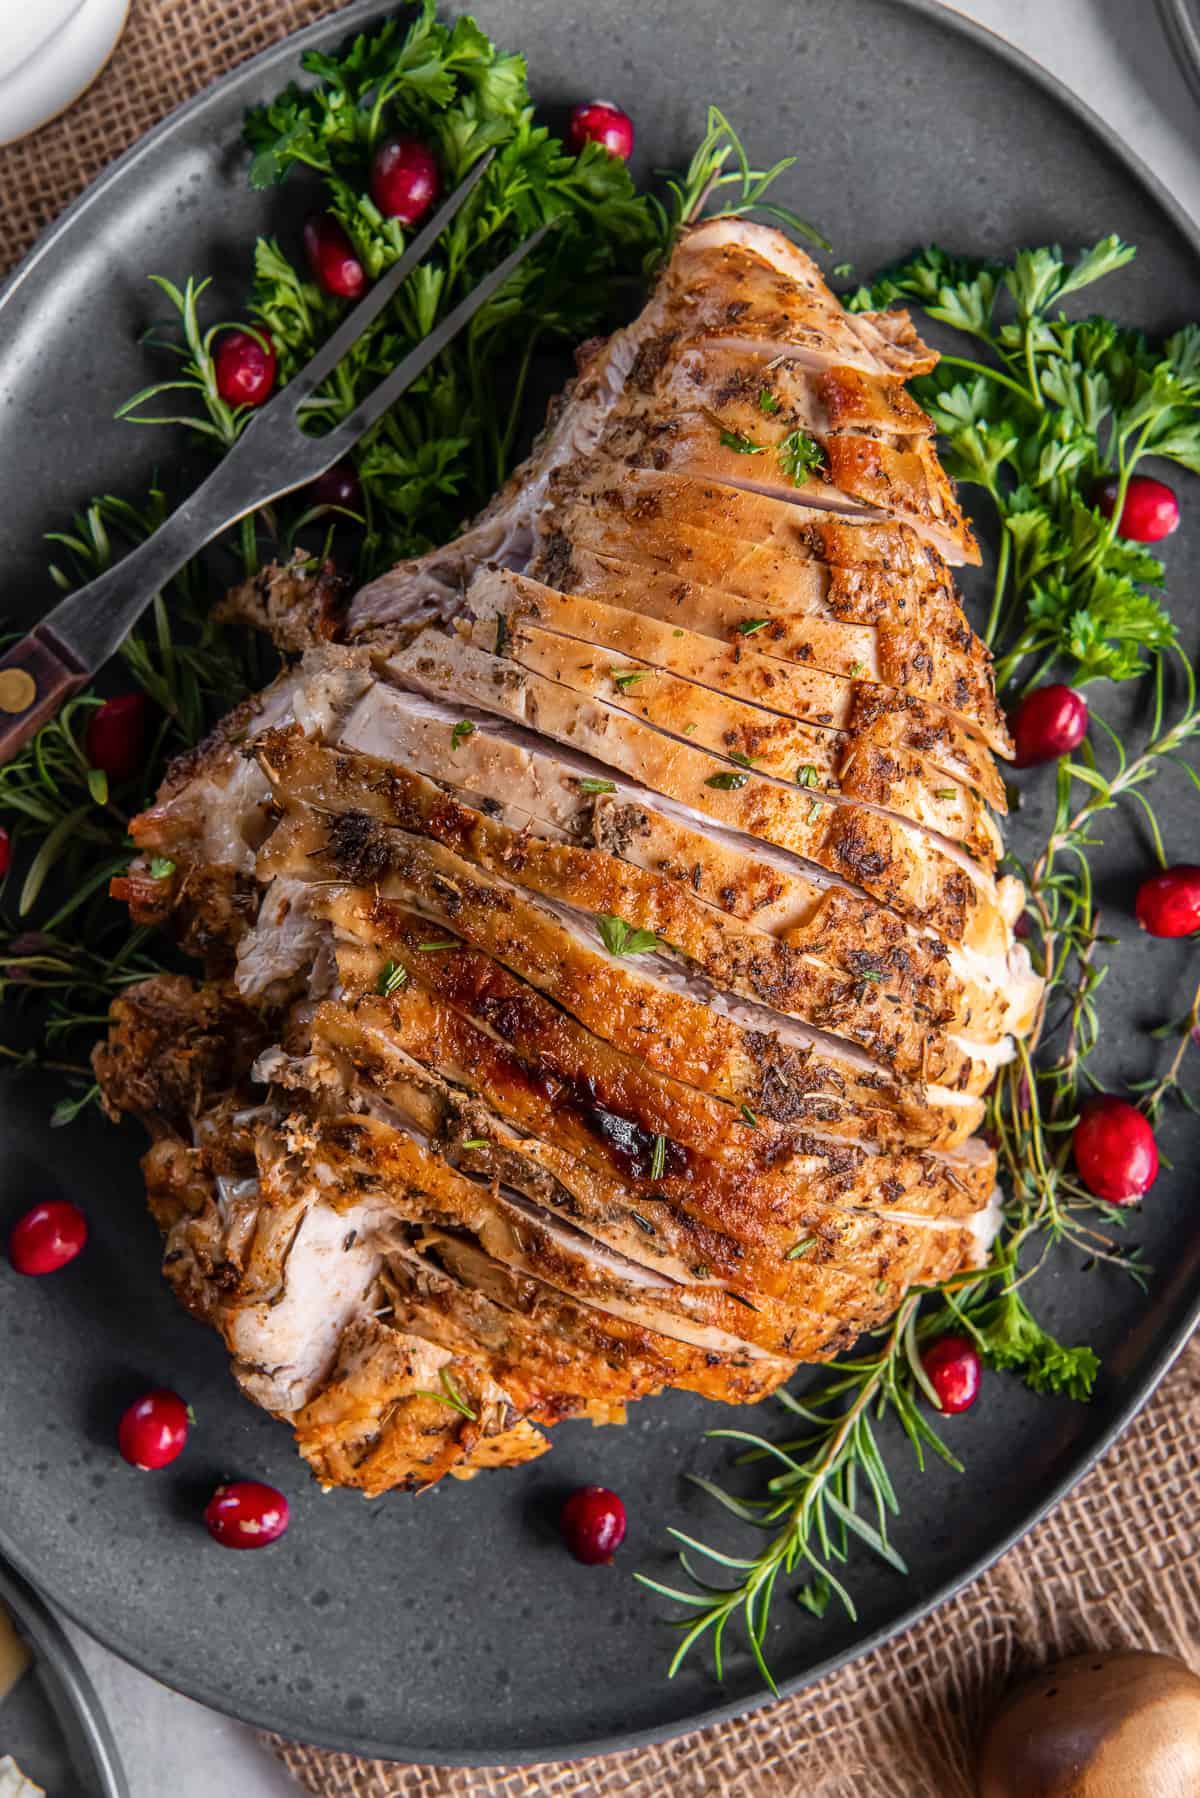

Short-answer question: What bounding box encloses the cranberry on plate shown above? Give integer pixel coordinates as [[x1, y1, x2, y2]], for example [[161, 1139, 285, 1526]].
[[369, 134, 440, 225], [308, 460, 364, 514], [1094, 473, 1180, 543], [561, 1485, 626, 1564], [1009, 683, 1089, 768], [566, 100, 634, 160], [1072, 1096, 1159, 1205], [85, 692, 149, 785], [214, 328, 277, 407], [204, 1481, 290, 1549], [303, 213, 366, 300], [1135, 865, 1200, 939], [8, 1199, 87, 1275], [118, 1389, 190, 1470], [921, 1334, 982, 1414]]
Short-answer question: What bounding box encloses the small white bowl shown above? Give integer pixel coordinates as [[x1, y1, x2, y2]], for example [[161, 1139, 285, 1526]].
[[0, 0, 130, 146]]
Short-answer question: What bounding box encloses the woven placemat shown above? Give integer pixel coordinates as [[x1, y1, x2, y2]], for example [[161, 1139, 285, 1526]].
[[269, 1342, 1200, 1796], [1, 5, 1197, 1793]]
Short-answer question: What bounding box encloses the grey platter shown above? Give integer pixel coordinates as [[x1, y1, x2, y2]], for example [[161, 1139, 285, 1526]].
[[1, 0, 1199, 1767], [1159, 0, 1200, 106], [0, 1558, 128, 1798]]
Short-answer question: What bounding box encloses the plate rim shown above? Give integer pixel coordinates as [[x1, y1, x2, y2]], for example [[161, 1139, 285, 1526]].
[[1157, 0, 1200, 109], [1, 0, 1199, 1767], [0, 1555, 129, 1797]]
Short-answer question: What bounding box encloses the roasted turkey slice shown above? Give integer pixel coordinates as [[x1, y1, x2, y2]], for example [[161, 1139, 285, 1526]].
[[98, 216, 1037, 1496]]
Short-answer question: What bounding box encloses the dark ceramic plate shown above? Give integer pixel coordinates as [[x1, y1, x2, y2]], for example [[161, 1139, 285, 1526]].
[[1, 0, 1199, 1767], [0, 1558, 128, 1797], [1159, 0, 1200, 105]]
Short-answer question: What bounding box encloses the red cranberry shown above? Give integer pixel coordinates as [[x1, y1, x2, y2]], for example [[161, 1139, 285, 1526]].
[[921, 1334, 981, 1414], [1073, 1096, 1158, 1204], [560, 1484, 626, 1564], [369, 135, 439, 225], [0, 826, 9, 878], [1094, 474, 1180, 543], [8, 1199, 87, 1275], [85, 693, 149, 784], [204, 1481, 289, 1550], [1010, 684, 1089, 768], [308, 460, 363, 514], [303, 213, 366, 300], [118, 1389, 190, 1470], [566, 100, 634, 160], [1135, 865, 1200, 939], [214, 329, 276, 407]]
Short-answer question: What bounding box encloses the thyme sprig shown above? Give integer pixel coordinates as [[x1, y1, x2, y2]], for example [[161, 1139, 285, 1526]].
[[1132, 975, 1200, 1122]]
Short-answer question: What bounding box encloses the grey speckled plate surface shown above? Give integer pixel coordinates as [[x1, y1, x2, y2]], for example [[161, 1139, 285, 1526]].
[[1159, 0, 1200, 104], [1, 0, 1199, 1767]]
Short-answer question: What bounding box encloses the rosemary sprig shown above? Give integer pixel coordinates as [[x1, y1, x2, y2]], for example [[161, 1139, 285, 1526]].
[[644, 104, 829, 268]]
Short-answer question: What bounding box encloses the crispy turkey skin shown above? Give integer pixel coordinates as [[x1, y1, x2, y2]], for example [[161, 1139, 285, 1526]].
[[96, 219, 1039, 1496]]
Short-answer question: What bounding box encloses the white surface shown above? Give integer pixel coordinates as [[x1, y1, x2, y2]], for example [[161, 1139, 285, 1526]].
[[33, 5, 1200, 1795], [0, 0, 86, 87], [0, 0, 130, 146]]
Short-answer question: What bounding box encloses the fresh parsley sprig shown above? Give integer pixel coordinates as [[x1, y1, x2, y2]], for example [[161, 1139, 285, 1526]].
[[849, 238, 1200, 690]]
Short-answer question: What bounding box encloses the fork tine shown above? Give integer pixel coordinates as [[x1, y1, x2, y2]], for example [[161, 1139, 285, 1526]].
[[325, 219, 558, 445], [284, 148, 497, 404]]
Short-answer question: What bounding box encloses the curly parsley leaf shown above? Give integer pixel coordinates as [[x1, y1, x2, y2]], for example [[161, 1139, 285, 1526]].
[[849, 237, 1195, 690], [965, 1284, 1100, 1401]]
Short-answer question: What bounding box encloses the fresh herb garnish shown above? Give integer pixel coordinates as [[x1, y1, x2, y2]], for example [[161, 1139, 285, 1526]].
[[450, 719, 476, 750], [377, 961, 408, 996], [610, 667, 649, 692], [795, 764, 818, 787], [705, 769, 750, 790], [414, 1367, 478, 1420], [650, 1134, 667, 1181], [596, 914, 662, 957], [737, 618, 769, 636], [757, 389, 781, 415], [719, 428, 765, 456], [776, 428, 826, 485], [577, 777, 617, 794], [849, 237, 1200, 689]]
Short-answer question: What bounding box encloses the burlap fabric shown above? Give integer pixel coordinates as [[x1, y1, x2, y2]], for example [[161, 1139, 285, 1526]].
[[1, 6, 1197, 1793]]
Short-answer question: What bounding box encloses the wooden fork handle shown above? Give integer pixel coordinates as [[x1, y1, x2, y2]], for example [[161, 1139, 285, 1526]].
[[0, 630, 89, 765]]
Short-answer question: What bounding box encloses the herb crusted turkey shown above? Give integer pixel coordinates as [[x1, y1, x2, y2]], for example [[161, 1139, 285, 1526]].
[[95, 219, 1040, 1496]]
